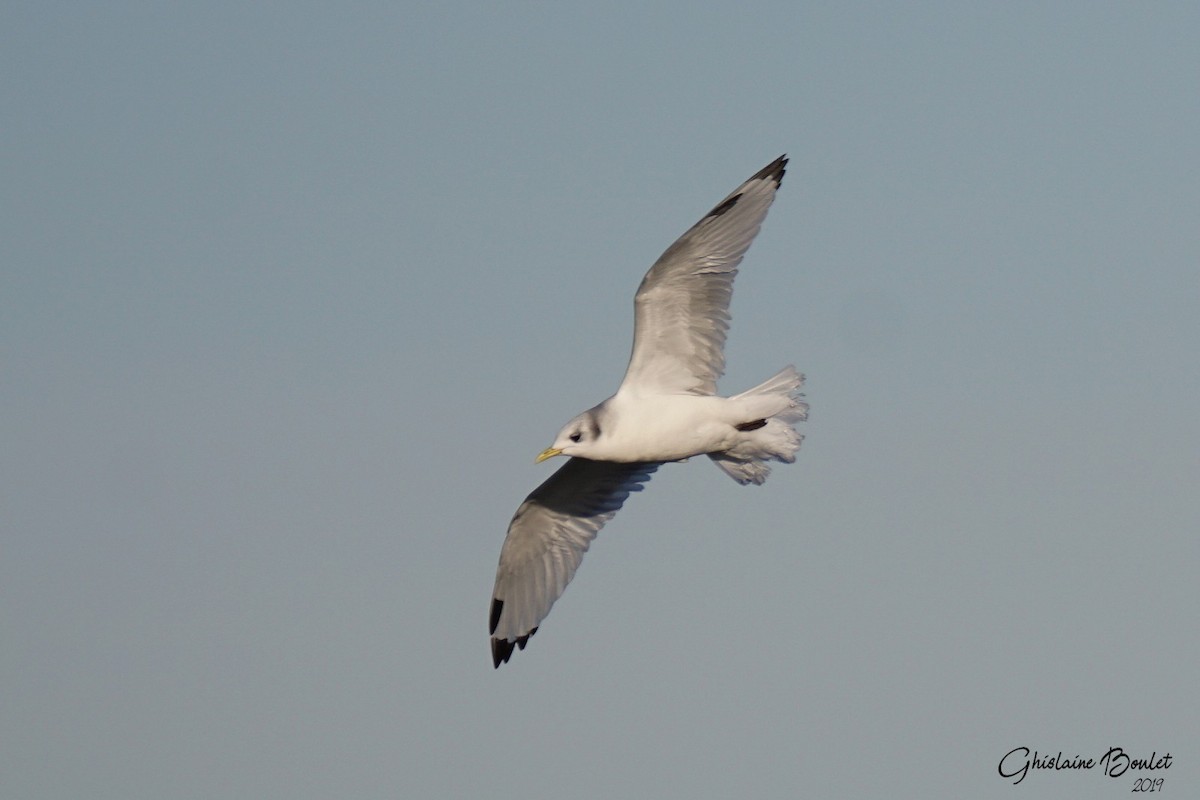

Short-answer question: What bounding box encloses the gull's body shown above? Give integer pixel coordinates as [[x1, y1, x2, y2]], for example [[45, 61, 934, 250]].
[[554, 393, 764, 463], [489, 156, 806, 667]]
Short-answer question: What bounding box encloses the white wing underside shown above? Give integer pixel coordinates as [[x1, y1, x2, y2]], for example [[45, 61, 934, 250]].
[[490, 458, 660, 666], [620, 155, 787, 396]]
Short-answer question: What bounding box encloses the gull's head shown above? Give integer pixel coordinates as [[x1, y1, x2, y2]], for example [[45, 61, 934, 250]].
[[536, 408, 603, 463]]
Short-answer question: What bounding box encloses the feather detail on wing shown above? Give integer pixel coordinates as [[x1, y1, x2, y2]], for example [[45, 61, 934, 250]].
[[489, 458, 660, 667], [619, 155, 787, 395]]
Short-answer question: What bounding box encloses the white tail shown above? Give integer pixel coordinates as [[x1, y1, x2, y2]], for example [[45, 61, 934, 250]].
[[709, 366, 807, 485]]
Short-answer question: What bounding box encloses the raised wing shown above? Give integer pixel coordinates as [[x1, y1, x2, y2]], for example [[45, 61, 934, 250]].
[[619, 155, 787, 395], [490, 457, 660, 667]]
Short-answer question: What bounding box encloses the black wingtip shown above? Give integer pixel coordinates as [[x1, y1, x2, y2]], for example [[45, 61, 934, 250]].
[[491, 637, 514, 668], [708, 193, 742, 218], [699, 156, 787, 223], [751, 154, 788, 186], [490, 628, 537, 669], [489, 598, 503, 635], [490, 599, 539, 668]]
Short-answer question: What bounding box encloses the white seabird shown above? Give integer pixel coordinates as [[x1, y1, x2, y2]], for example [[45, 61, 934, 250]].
[[489, 155, 806, 667]]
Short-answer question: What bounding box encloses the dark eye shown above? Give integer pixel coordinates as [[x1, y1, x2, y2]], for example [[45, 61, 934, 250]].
[[569, 432, 582, 443]]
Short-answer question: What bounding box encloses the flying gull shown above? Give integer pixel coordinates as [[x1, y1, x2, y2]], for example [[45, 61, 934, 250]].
[[489, 155, 806, 667]]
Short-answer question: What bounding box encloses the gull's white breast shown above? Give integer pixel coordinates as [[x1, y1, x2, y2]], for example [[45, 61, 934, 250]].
[[589, 392, 740, 462]]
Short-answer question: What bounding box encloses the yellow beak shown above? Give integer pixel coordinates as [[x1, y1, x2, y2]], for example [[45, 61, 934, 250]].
[[535, 447, 563, 463]]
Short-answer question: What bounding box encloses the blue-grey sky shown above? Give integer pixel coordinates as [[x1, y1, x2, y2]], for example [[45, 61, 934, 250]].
[[3, 3, 1197, 798]]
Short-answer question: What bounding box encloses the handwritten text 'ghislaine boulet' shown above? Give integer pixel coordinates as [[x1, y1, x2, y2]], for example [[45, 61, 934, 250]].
[[998, 747, 1172, 785]]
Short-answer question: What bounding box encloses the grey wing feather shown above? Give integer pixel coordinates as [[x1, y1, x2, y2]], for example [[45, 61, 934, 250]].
[[489, 458, 660, 667], [620, 155, 787, 395]]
